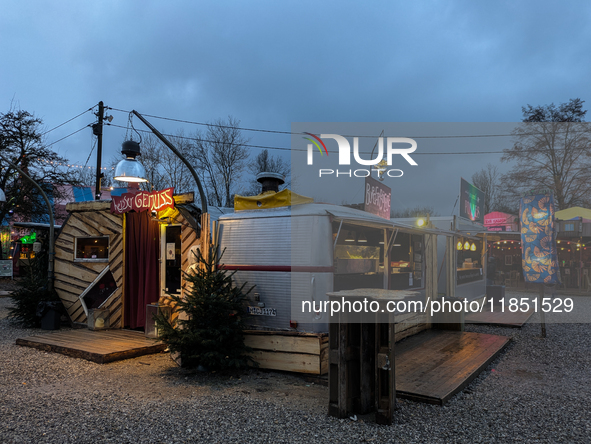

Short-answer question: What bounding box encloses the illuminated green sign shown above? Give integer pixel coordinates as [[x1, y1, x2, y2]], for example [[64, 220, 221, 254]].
[[19, 232, 37, 244], [460, 178, 485, 223]]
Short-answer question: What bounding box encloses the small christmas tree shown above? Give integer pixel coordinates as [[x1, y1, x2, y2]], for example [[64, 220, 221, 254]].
[[155, 243, 255, 371], [9, 251, 61, 327]]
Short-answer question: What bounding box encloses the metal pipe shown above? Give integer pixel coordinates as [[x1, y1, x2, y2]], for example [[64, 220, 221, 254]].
[[0, 154, 54, 291], [131, 110, 208, 214]]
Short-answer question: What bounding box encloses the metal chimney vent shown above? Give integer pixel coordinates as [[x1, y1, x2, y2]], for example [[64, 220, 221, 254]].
[[256, 172, 285, 193]]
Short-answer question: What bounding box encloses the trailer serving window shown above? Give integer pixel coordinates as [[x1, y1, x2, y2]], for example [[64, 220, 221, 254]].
[[75, 236, 109, 261], [333, 223, 385, 291], [456, 237, 483, 285]]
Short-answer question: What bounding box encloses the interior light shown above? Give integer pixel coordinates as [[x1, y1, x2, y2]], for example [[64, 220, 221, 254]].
[[464, 241, 470, 250], [344, 231, 355, 242], [470, 243, 477, 251], [456, 241, 463, 251], [358, 232, 368, 243]]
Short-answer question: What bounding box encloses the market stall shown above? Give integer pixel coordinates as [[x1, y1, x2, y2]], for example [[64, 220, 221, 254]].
[[53, 189, 200, 329]]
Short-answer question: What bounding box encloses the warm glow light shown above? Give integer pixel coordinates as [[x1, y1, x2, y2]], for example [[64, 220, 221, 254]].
[[464, 241, 470, 250], [470, 243, 477, 251], [457, 241, 463, 250], [416, 217, 426, 227]]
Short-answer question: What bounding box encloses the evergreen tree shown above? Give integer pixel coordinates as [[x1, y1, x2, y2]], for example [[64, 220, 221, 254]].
[[9, 251, 61, 327], [155, 244, 255, 371]]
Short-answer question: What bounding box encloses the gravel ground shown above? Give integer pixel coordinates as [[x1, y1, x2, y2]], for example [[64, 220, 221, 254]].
[[1, 292, 590, 444]]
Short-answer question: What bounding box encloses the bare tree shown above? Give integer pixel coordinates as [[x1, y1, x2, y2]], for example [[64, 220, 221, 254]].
[[471, 163, 501, 214], [0, 108, 74, 224], [501, 99, 591, 210], [245, 149, 290, 195], [190, 117, 249, 207], [131, 133, 195, 193], [72, 164, 114, 189], [391, 205, 439, 218]]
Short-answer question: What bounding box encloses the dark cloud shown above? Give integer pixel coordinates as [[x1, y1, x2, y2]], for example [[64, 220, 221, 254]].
[[1, 1, 589, 213]]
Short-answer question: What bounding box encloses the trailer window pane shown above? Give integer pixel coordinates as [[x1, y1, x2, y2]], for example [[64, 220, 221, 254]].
[[75, 237, 109, 260]]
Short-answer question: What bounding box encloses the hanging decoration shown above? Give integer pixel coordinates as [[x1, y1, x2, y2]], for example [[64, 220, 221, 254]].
[[520, 193, 559, 283]]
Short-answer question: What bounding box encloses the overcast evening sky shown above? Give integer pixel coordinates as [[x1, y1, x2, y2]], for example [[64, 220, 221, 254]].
[[1, 1, 590, 215]]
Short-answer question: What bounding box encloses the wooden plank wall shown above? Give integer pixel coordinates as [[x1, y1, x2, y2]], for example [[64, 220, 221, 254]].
[[180, 212, 200, 296], [54, 204, 124, 328], [244, 331, 329, 375]]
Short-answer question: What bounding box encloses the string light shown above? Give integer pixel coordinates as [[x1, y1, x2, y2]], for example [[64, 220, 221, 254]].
[[40, 159, 115, 170]]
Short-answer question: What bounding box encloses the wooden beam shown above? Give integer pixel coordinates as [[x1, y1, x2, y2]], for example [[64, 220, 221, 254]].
[[174, 192, 195, 205], [66, 201, 111, 212], [249, 350, 322, 374]]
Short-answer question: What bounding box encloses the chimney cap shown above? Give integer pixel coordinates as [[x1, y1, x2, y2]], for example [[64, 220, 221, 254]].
[[256, 172, 285, 185]]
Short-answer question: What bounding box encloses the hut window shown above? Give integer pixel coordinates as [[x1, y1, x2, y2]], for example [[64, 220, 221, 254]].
[[75, 237, 109, 261]]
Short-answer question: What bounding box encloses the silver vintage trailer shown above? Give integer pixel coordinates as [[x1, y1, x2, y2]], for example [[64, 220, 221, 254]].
[[218, 203, 440, 333]]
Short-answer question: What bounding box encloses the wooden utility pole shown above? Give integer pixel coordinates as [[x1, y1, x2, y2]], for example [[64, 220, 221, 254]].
[[93, 101, 104, 200]]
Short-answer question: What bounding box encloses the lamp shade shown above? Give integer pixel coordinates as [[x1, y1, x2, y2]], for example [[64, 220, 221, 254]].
[[456, 241, 463, 250], [114, 158, 148, 183], [0, 188, 5, 202]]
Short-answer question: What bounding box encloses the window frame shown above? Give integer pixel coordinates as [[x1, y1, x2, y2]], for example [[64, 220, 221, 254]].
[[74, 236, 110, 262]]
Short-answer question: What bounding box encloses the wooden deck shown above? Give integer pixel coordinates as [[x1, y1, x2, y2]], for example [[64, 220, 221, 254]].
[[465, 307, 534, 328], [395, 330, 510, 405], [16, 329, 166, 364]]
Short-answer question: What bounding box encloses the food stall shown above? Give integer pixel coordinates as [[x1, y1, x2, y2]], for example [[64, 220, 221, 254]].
[[428, 216, 487, 301], [53, 189, 201, 330]]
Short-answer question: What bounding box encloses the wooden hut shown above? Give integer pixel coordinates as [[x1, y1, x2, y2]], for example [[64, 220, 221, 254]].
[[54, 190, 200, 329]]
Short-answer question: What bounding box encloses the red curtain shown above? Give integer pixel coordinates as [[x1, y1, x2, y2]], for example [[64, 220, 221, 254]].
[[124, 211, 160, 328]]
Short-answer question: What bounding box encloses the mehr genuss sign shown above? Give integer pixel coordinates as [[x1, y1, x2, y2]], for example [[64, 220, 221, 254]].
[[110, 187, 175, 214]]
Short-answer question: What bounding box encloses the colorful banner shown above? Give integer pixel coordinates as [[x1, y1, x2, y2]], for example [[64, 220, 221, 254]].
[[520, 193, 559, 284], [110, 187, 175, 214]]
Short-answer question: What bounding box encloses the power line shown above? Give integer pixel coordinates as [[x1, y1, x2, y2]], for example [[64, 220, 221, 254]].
[[45, 125, 90, 148], [41, 107, 93, 136], [105, 123, 591, 156], [109, 106, 590, 140]]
